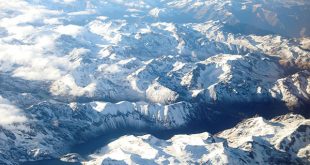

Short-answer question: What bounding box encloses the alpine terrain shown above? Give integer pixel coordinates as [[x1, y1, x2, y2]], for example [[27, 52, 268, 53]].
[[0, 0, 309, 165]]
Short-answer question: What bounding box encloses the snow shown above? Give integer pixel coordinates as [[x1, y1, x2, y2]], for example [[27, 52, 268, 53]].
[[84, 114, 310, 165], [0, 0, 309, 164], [146, 81, 178, 104], [87, 100, 192, 127], [50, 74, 96, 97], [149, 8, 162, 18], [90, 102, 108, 112], [172, 61, 185, 72]]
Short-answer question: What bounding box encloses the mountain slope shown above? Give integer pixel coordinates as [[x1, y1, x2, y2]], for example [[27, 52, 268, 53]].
[[83, 114, 310, 165]]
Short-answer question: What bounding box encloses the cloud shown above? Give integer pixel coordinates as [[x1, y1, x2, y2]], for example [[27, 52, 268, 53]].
[[0, 42, 72, 80], [0, 96, 27, 126], [55, 25, 83, 37], [0, 0, 72, 81]]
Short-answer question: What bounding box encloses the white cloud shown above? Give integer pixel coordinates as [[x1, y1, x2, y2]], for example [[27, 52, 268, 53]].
[[0, 96, 27, 126], [0, 0, 71, 81], [13, 65, 63, 80], [0, 42, 72, 80], [55, 25, 83, 37]]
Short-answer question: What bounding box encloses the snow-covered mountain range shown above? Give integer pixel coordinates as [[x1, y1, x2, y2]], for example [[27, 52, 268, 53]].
[[83, 114, 310, 165], [0, 0, 309, 164]]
